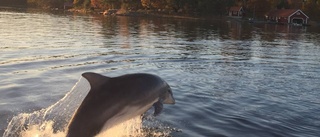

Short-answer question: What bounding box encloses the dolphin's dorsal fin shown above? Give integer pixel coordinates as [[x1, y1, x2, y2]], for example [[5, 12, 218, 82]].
[[82, 72, 110, 89]]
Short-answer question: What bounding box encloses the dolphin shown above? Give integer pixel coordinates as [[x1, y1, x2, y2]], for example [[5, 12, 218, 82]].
[[66, 72, 175, 137]]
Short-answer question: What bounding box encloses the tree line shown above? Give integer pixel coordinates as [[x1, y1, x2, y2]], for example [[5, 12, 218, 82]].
[[77, 0, 320, 20], [1, 0, 319, 20], [81, 0, 235, 16]]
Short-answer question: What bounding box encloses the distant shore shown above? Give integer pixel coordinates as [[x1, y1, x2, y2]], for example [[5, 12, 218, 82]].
[[68, 7, 230, 22], [67, 8, 320, 26], [1, 5, 319, 26]]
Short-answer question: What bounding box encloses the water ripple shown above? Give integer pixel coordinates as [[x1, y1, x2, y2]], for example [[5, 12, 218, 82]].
[[1, 9, 320, 137]]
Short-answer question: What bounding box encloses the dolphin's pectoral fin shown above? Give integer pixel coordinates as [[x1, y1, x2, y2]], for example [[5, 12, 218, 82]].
[[153, 101, 163, 116]]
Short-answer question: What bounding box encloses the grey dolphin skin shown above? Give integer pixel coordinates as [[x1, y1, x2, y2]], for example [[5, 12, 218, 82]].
[[66, 72, 175, 137]]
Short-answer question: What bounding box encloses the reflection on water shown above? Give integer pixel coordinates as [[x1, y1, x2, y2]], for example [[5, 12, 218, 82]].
[[1, 7, 320, 137]]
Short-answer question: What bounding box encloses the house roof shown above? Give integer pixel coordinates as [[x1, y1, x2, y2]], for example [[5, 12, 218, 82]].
[[229, 6, 243, 12], [266, 9, 308, 18]]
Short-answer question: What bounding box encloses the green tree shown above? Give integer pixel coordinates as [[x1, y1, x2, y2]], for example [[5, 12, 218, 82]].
[[304, 0, 320, 20], [277, 0, 290, 9], [246, 0, 272, 18]]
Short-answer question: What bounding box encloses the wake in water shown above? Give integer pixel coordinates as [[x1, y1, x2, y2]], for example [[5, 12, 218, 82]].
[[3, 76, 173, 137]]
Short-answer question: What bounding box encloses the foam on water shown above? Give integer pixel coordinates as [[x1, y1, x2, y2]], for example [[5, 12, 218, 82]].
[[3, 77, 90, 137], [3, 77, 173, 137], [14, 117, 143, 137], [97, 116, 143, 137]]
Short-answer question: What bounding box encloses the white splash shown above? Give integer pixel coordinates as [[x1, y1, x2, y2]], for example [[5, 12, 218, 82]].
[[3, 76, 90, 137], [20, 121, 65, 137], [96, 116, 143, 137]]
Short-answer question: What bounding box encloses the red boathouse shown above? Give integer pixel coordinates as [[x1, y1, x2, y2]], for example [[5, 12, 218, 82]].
[[228, 6, 244, 18], [266, 9, 309, 25]]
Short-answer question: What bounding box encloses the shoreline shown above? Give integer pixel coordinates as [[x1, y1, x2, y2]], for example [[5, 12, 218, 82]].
[[67, 7, 230, 21], [1, 6, 319, 26], [66, 8, 320, 26]]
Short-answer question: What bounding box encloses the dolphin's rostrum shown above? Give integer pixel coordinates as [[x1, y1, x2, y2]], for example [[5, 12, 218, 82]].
[[66, 72, 175, 137]]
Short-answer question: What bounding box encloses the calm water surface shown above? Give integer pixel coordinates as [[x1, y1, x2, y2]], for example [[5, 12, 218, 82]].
[[1, 8, 320, 137]]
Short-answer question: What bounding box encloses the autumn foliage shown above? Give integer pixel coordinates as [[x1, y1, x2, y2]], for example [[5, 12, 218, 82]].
[[7, 0, 319, 20]]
